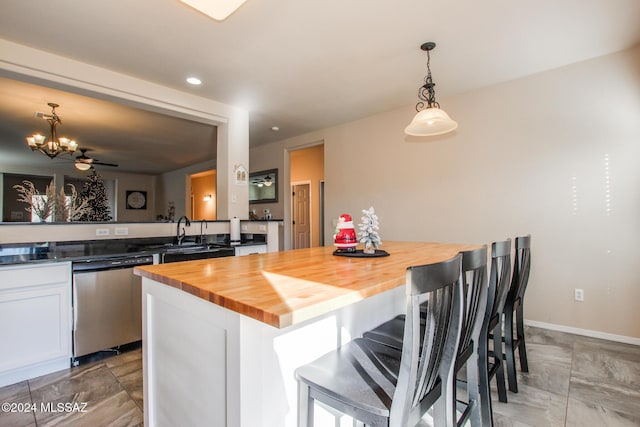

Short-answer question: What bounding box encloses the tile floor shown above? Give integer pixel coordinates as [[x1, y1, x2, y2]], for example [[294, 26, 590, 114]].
[[0, 326, 638, 426], [0, 349, 143, 427], [491, 327, 640, 427]]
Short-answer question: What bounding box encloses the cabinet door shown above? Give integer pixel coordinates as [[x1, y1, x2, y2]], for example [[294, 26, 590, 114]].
[[234, 245, 267, 256], [0, 263, 71, 387]]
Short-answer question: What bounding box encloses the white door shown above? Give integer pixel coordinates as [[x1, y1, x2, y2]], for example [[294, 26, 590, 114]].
[[292, 183, 310, 249]]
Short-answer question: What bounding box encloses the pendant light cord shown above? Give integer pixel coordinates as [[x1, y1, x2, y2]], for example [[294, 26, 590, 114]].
[[415, 45, 440, 111]]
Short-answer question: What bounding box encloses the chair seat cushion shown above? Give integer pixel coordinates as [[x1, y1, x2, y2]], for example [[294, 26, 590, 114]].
[[295, 338, 402, 417]]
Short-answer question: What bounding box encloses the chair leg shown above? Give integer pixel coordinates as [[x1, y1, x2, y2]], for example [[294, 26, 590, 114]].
[[449, 366, 459, 427], [492, 322, 508, 403], [298, 382, 314, 427], [465, 350, 484, 427], [477, 336, 494, 427], [504, 305, 519, 393], [516, 304, 529, 372], [432, 390, 449, 427]]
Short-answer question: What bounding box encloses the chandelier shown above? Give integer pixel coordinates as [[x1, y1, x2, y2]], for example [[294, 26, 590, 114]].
[[26, 103, 78, 158], [404, 42, 458, 136]]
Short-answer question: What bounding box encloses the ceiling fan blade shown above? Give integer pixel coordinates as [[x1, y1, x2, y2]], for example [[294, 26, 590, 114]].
[[93, 161, 118, 167]]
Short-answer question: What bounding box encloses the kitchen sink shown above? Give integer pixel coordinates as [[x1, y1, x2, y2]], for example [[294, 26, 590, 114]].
[[161, 245, 234, 263]]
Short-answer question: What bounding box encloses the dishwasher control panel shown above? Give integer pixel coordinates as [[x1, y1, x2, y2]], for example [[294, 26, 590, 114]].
[[72, 255, 155, 272]]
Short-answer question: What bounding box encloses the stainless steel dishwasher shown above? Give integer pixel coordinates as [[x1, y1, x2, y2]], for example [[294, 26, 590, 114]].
[[71, 254, 156, 364]]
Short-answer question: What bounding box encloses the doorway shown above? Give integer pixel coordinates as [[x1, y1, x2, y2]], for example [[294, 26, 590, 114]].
[[289, 144, 324, 249], [190, 170, 217, 220]]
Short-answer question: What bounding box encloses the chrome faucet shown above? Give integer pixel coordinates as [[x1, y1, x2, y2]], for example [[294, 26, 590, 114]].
[[200, 220, 209, 245], [176, 216, 191, 245]]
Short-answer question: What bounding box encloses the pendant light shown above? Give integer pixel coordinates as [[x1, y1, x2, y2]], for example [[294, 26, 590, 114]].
[[404, 42, 458, 136]]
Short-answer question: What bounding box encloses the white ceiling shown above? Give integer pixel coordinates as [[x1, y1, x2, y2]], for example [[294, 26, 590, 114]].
[[1, 0, 639, 174]]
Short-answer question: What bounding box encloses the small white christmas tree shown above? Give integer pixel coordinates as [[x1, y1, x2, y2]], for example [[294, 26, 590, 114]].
[[358, 206, 382, 253]]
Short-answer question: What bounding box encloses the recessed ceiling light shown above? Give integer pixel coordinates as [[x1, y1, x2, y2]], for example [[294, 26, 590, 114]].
[[271, 126, 280, 132], [179, 0, 248, 21], [186, 76, 202, 85]]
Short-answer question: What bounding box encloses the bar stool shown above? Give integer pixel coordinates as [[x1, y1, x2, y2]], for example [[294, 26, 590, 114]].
[[363, 247, 488, 427], [295, 254, 464, 427], [482, 240, 512, 420], [451, 247, 489, 427], [503, 235, 531, 393]]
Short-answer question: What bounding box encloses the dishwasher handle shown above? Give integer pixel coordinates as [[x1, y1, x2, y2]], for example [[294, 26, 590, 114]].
[[72, 274, 79, 331]]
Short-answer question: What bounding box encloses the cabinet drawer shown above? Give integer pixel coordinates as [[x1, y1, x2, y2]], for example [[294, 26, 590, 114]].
[[234, 245, 267, 256], [0, 262, 70, 291]]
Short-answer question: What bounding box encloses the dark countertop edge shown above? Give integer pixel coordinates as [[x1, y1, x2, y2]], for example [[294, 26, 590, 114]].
[[0, 240, 268, 267], [0, 219, 283, 226]]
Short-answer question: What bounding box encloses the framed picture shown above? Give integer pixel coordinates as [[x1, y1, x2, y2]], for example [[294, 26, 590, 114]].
[[126, 190, 147, 210], [249, 169, 278, 203]]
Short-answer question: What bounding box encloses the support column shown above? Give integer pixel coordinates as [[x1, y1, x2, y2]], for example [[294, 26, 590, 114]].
[[216, 107, 249, 220]]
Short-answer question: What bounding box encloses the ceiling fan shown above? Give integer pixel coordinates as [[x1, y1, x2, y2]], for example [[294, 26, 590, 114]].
[[74, 148, 118, 171], [250, 175, 273, 187]]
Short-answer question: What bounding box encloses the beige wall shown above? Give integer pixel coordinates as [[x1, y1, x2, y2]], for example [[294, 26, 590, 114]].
[[290, 145, 324, 247], [251, 46, 640, 339], [249, 147, 286, 220]]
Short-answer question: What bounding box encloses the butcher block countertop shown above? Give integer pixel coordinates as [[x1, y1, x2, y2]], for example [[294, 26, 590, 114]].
[[134, 241, 481, 329]]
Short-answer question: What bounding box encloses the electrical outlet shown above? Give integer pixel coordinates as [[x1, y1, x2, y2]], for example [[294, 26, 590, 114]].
[[95, 228, 109, 237], [115, 227, 129, 236], [574, 288, 584, 302]]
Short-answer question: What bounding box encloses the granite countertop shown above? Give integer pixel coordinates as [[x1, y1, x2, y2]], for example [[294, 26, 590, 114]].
[[0, 237, 267, 265]]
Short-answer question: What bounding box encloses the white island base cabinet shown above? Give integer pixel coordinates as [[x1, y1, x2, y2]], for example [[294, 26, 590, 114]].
[[0, 262, 72, 387], [142, 277, 404, 427]]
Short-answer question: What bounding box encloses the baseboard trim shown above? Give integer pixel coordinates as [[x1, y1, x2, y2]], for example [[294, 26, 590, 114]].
[[524, 320, 640, 346]]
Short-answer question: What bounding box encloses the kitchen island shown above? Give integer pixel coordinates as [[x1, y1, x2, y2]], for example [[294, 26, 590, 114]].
[[134, 241, 479, 427]]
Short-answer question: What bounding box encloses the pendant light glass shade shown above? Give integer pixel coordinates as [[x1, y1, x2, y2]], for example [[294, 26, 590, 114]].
[[404, 107, 458, 136], [74, 162, 92, 171]]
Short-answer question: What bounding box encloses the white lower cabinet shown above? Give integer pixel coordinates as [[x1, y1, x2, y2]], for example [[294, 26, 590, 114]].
[[0, 262, 72, 387], [234, 244, 267, 256]]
